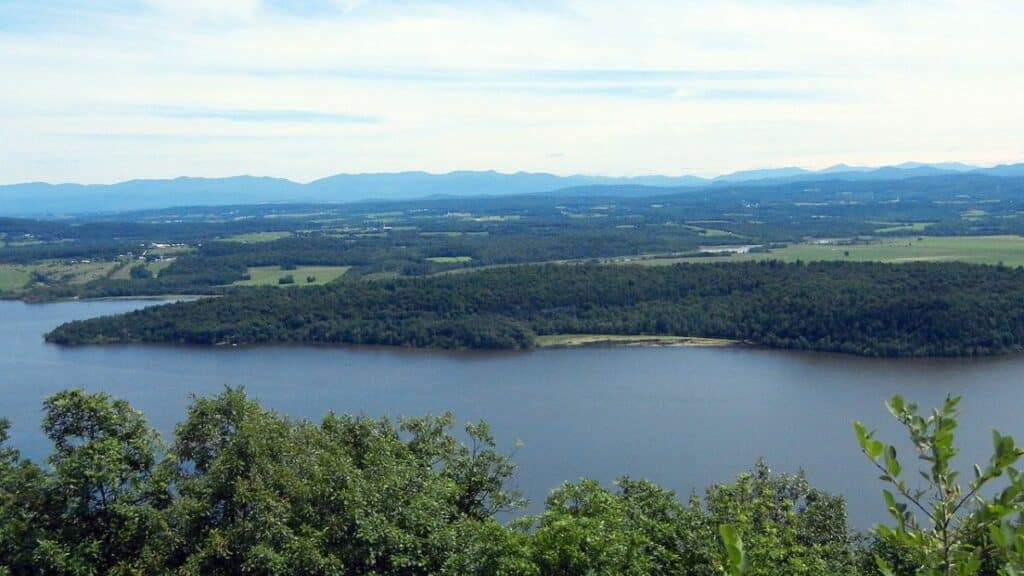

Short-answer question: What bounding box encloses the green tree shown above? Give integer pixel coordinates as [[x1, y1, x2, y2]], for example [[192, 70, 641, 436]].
[[0, 419, 49, 575], [702, 461, 861, 576], [34, 389, 167, 575], [855, 395, 1024, 576], [161, 388, 523, 575]]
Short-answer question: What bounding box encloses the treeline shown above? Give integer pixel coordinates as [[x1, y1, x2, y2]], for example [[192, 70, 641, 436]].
[[4, 389, 1024, 575], [48, 261, 1024, 357], [0, 388, 939, 576]]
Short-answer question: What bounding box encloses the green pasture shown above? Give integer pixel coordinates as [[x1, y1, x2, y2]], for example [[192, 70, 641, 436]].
[[223, 231, 293, 243], [233, 266, 351, 287], [631, 235, 1024, 267], [426, 256, 472, 264]]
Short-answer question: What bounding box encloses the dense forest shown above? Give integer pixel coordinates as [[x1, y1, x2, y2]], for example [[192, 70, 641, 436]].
[[2, 389, 1023, 575], [47, 261, 1024, 357]]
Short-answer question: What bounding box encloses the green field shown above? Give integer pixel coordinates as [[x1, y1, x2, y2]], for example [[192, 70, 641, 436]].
[[631, 235, 1024, 267], [0, 261, 119, 292], [426, 256, 472, 263], [34, 261, 119, 284], [233, 266, 350, 286], [0, 265, 30, 292], [223, 231, 293, 243], [681, 224, 737, 237], [873, 222, 933, 234], [110, 259, 175, 280]]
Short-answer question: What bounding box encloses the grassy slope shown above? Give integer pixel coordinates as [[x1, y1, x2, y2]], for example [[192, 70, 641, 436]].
[[110, 260, 175, 280], [0, 265, 30, 293], [233, 265, 351, 286], [223, 231, 293, 243], [426, 256, 473, 263], [632, 235, 1024, 267]]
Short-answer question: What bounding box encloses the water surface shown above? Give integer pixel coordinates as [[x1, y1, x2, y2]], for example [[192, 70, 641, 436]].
[[2, 299, 1022, 527]]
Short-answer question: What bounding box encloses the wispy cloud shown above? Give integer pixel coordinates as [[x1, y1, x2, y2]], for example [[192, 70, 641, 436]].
[[0, 0, 146, 32], [226, 66, 810, 83], [0, 0, 1021, 183], [211, 66, 821, 100], [262, 0, 353, 18], [690, 88, 823, 101], [147, 106, 381, 124]]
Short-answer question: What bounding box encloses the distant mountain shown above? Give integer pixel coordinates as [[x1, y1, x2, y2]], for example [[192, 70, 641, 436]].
[[709, 162, 997, 186], [306, 171, 707, 200], [0, 162, 1017, 216], [711, 167, 813, 183], [819, 164, 875, 174], [980, 163, 1024, 177], [0, 171, 711, 216], [0, 176, 302, 216], [891, 161, 977, 172]]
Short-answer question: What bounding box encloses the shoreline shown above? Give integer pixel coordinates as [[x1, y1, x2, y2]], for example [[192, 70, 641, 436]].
[[534, 334, 742, 349], [11, 294, 214, 304]]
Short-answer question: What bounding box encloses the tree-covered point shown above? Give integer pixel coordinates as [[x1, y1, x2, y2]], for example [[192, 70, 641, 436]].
[[46, 261, 1024, 357]]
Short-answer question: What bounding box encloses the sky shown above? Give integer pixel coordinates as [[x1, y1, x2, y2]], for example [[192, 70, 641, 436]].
[[0, 0, 1022, 184]]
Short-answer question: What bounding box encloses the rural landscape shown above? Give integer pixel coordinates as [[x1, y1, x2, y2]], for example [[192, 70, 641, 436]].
[[3, 0, 1024, 574]]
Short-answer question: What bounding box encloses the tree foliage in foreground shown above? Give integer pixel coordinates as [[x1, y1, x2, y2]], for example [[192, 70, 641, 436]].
[[0, 389, 863, 575], [855, 395, 1024, 576], [3, 389, 1023, 575]]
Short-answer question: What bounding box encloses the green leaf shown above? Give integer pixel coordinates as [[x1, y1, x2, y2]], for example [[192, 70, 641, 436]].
[[865, 439, 885, 461], [875, 555, 896, 576], [886, 395, 905, 418], [885, 445, 902, 478], [719, 524, 749, 576]]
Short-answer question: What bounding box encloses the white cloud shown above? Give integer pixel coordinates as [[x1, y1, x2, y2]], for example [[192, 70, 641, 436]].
[[0, 0, 1021, 183]]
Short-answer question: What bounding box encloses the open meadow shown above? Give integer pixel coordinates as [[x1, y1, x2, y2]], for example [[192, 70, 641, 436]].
[[232, 265, 351, 286], [632, 235, 1024, 267]]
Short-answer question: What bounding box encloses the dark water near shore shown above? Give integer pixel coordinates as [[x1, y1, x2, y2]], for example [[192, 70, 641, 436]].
[[2, 299, 1023, 527]]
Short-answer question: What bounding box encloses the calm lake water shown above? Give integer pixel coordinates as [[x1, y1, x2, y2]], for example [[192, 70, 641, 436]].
[[2, 299, 1023, 527]]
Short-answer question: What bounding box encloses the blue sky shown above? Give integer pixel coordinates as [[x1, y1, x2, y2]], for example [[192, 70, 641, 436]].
[[0, 0, 1021, 183]]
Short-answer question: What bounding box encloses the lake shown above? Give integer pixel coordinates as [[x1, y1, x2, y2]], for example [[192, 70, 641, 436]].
[[2, 299, 1023, 527]]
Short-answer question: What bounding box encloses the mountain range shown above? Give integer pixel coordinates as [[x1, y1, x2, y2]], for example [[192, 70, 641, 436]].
[[2, 162, 1023, 216]]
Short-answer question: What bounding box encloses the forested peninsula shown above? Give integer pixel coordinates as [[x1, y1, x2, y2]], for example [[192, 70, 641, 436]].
[[45, 261, 1024, 357]]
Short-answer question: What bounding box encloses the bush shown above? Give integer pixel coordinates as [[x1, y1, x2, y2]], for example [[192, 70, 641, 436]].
[[129, 264, 153, 279]]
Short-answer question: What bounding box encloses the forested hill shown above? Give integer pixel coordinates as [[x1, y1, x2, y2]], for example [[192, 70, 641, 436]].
[[46, 261, 1024, 357]]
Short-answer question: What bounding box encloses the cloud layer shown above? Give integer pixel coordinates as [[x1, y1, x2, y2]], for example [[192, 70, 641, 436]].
[[1, 0, 1022, 183]]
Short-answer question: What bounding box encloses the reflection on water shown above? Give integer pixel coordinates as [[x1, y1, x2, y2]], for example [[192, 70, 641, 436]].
[[2, 299, 1023, 527]]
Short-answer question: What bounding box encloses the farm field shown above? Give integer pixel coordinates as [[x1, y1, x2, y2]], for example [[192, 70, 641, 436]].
[[425, 256, 472, 263], [0, 261, 118, 293], [872, 222, 933, 233], [232, 265, 350, 286], [110, 259, 175, 280], [0, 265, 30, 292], [632, 235, 1024, 267], [33, 261, 118, 284], [681, 224, 737, 237], [223, 231, 293, 243]]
